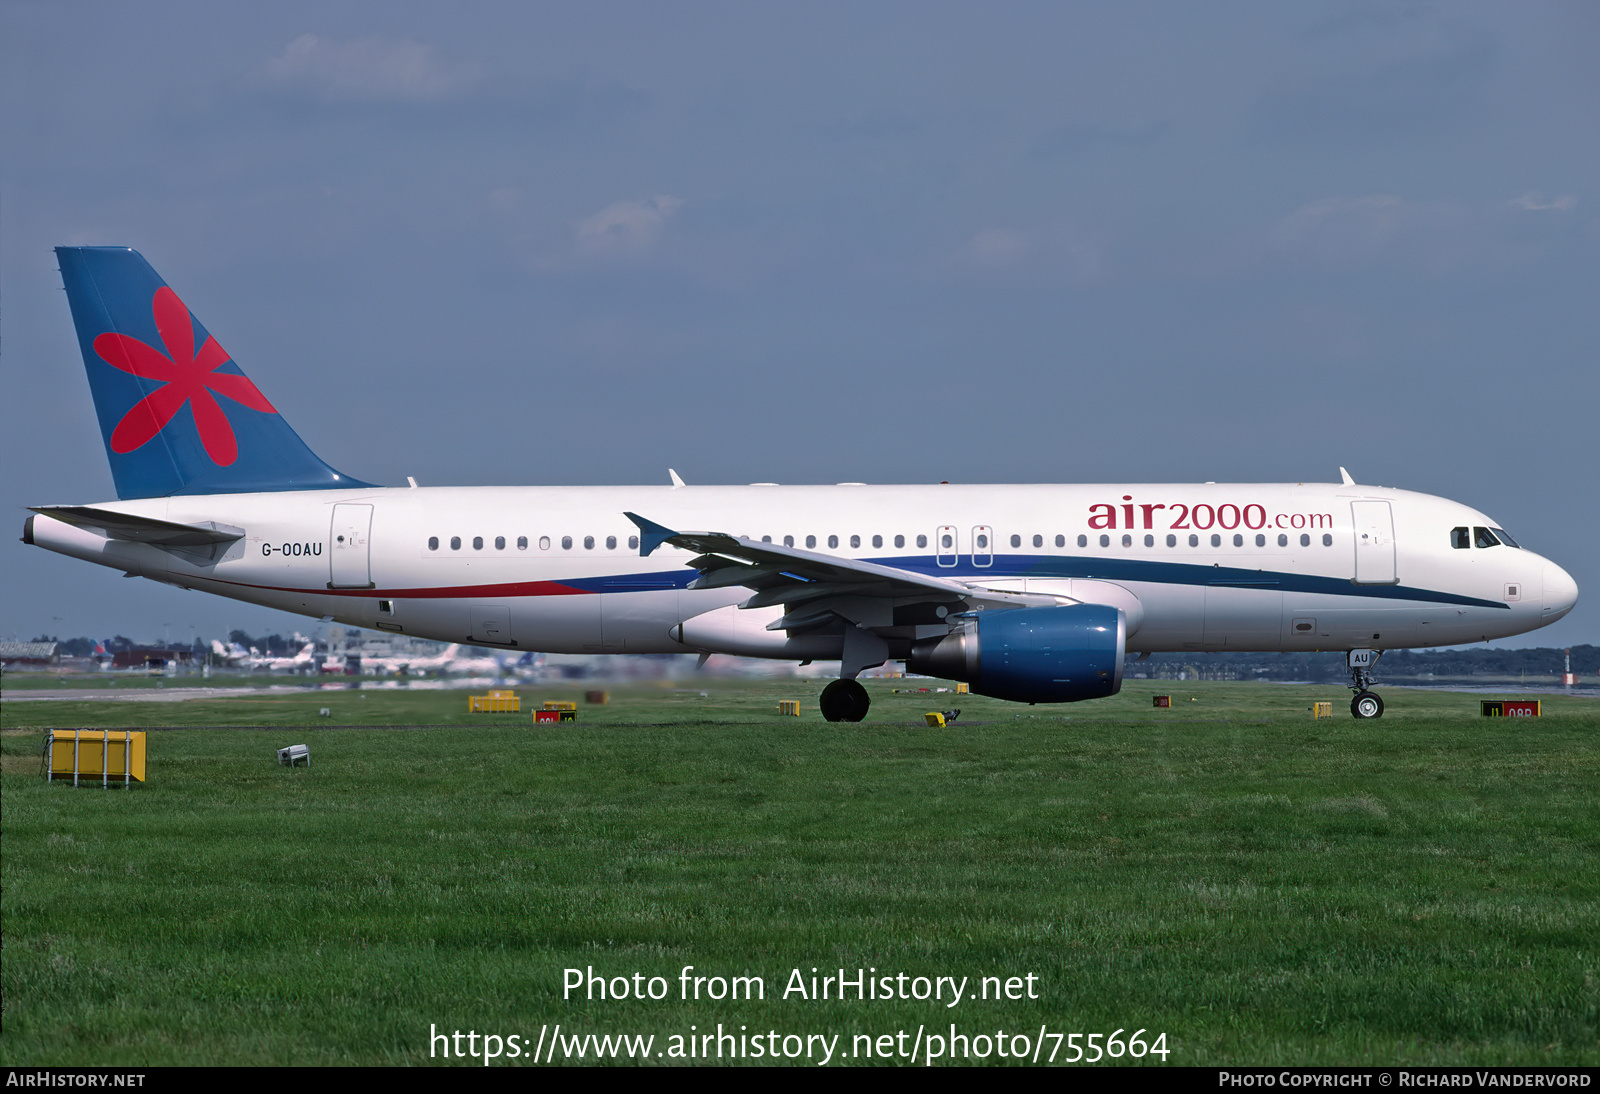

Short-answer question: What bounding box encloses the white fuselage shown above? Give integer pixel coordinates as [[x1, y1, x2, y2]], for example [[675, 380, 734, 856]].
[[28, 481, 1577, 659]]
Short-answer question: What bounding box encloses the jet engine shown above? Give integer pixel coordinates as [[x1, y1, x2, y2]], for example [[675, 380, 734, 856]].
[[908, 603, 1125, 703]]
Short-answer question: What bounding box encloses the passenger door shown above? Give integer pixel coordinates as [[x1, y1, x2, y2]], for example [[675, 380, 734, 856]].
[[1351, 501, 1397, 585], [328, 504, 374, 589]]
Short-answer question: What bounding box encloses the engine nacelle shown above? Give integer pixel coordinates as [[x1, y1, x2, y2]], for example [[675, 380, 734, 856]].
[[908, 604, 1125, 703]]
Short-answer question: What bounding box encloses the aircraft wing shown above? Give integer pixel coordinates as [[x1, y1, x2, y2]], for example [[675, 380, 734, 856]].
[[32, 506, 243, 553], [624, 512, 1057, 634]]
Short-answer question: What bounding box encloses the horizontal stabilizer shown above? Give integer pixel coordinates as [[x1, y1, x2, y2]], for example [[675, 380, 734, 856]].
[[31, 505, 243, 549]]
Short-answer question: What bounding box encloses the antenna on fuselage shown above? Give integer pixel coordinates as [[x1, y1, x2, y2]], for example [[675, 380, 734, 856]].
[[1339, 467, 1355, 486]]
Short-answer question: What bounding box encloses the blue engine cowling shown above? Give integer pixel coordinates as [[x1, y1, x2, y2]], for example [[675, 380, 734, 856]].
[[908, 604, 1125, 703]]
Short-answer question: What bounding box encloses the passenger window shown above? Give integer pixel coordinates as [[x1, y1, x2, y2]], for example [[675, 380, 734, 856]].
[[916, 534, 928, 549], [1099, 534, 1110, 548], [561, 536, 572, 550], [761, 535, 771, 543], [1233, 534, 1243, 547], [1121, 534, 1132, 547], [1254, 534, 1265, 547], [828, 535, 839, 549], [1077, 535, 1088, 548], [806, 535, 817, 548], [583, 536, 594, 549], [784, 535, 795, 547], [1300, 534, 1310, 547], [1322, 533, 1333, 546], [1145, 535, 1154, 547], [1189, 534, 1199, 547], [1451, 527, 1470, 549], [872, 535, 883, 548], [1166, 534, 1176, 547], [1010, 534, 1021, 548], [1474, 527, 1500, 548], [517, 536, 528, 550], [495, 536, 505, 550], [472, 536, 484, 550], [1033, 534, 1043, 548], [606, 535, 617, 550], [941, 534, 953, 549], [977, 534, 990, 549], [450, 536, 461, 551], [628, 535, 639, 550], [894, 535, 905, 548], [539, 536, 551, 551], [428, 536, 439, 551], [1210, 534, 1222, 547], [850, 535, 860, 548], [1278, 534, 1288, 547], [1055, 535, 1065, 548]]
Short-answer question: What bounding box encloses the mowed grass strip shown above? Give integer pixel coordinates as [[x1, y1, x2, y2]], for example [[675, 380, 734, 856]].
[[1, 680, 1595, 1066]]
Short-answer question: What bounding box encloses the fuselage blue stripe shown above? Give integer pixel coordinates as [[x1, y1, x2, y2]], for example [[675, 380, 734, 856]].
[[560, 553, 1507, 609]]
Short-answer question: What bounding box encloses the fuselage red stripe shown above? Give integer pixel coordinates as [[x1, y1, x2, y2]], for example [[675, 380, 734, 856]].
[[208, 578, 594, 599]]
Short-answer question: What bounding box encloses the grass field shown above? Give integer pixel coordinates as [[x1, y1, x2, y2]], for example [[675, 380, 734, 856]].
[[2, 676, 1596, 1066]]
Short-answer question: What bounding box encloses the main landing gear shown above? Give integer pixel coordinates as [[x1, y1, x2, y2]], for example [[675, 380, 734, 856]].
[[1346, 649, 1384, 719], [819, 678, 871, 723], [818, 625, 888, 722]]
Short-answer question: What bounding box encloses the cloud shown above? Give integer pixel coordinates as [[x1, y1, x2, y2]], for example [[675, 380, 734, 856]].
[[267, 34, 479, 102], [486, 187, 524, 216], [1253, 9, 1494, 142], [1029, 120, 1172, 160], [575, 196, 685, 257], [1268, 195, 1409, 261], [1256, 192, 1585, 276], [964, 228, 1030, 268], [1511, 192, 1577, 212], [951, 224, 1103, 285]]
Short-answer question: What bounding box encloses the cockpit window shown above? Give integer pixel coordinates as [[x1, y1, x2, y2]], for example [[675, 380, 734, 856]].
[[1451, 527, 1470, 550], [1473, 527, 1500, 549], [1492, 527, 1519, 548]]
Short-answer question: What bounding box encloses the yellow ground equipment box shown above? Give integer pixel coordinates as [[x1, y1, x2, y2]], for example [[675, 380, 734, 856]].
[[955, 682, 969, 694], [468, 690, 520, 713], [46, 730, 146, 785], [543, 700, 578, 711], [1311, 701, 1333, 719], [924, 712, 947, 727], [777, 700, 801, 716]]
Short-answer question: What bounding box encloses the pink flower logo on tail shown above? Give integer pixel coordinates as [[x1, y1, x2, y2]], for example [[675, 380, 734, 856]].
[[93, 287, 276, 466]]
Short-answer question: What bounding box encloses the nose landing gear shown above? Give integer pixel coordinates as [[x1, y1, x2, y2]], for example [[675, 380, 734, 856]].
[[1347, 649, 1384, 719]]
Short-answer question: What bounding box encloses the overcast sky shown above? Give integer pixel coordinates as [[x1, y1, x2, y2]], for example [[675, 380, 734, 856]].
[[2, 1, 1595, 649]]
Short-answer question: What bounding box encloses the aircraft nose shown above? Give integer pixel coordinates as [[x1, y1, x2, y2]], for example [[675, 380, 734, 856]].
[[1543, 561, 1578, 623]]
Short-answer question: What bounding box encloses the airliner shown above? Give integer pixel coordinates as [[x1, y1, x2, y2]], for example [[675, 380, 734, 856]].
[[24, 247, 1579, 721], [211, 636, 315, 672]]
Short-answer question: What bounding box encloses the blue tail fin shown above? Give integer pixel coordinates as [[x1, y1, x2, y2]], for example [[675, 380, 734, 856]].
[[56, 246, 371, 499]]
